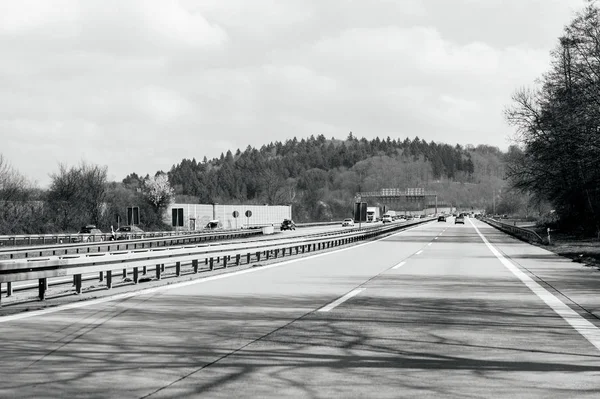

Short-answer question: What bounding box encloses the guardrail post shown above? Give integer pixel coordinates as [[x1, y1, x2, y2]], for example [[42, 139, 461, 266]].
[[209, 257, 214, 270], [156, 264, 161, 280], [74, 274, 82, 294], [161, 264, 165, 272], [143, 266, 147, 275], [122, 269, 127, 279], [99, 271, 104, 282], [7, 282, 12, 297], [133, 267, 139, 284], [176, 261, 181, 276], [247, 253, 251, 263], [266, 251, 270, 260], [39, 278, 48, 300], [193, 259, 199, 273], [106, 271, 112, 289], [256, 252, 261, 261], [236, 254, 241, 266], [223, 257, 228, 268], [0, 283, 2, 306]]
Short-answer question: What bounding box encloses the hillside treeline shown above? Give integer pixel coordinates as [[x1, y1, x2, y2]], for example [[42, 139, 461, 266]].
[[506, 2, 600, 235], [166, 134, 510, 222]]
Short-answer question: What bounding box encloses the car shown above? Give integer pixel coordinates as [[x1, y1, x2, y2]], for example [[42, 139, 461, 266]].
[[455, 214, 465, 224], [419, 215, 426, 219], [398, 217, 407, 222], [73, 225, 103, 242], [437, 215, 446, 222], [382, 215, 393, 223], [342, 218, 355, 227], [113, 225, 145, 240], [280, 219, 296, 231], [204, 220, 222, 229]]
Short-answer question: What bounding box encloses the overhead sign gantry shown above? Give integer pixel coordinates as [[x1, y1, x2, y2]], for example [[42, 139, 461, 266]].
[[355, 188, 439, 214]]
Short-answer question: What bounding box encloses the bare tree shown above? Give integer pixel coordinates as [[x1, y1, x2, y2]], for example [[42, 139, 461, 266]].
[[0, 154, 34, 233], [47, 162, 108, 231]]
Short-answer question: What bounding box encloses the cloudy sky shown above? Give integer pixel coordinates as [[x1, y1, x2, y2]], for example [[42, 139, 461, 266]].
[[1, 0, 587, 186]]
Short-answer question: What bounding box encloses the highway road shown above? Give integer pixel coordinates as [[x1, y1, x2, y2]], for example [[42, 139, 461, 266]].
[[2, 218, 600, 398]]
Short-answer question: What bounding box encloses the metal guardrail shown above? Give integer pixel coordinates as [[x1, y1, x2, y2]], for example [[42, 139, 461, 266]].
[[0, 218, 434, 304], [0, 229, 263, 260], [0, 229, 212, 248], [481, 217, 546, 244]]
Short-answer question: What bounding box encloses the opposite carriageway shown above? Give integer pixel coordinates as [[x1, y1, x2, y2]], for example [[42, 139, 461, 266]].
[[0, 219, 434, 305], [0, 221, 341, 260]]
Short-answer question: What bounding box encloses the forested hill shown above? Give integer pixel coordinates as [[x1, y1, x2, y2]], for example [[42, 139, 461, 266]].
[[162, 134, 507, 222]]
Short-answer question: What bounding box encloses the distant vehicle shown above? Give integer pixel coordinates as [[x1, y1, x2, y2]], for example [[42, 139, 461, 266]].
[[280, 219, 296, 231], [455, 214, 465, 225], [114, 225, 145, 240], [383, 211, 396, 220], [382, 214, 393, 223], [419, 215, 426, 219], [204, 220, 222, 230], [437, 215, 446, 222], [406, 215, 414, 221], [398, 216, 407, 222], [366, 207, 383, 222], [342, 218, 355, 227], [73, 225, 103, 242]]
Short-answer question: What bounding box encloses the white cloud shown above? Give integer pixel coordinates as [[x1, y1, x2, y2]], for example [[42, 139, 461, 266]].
[[0, 0, 590, 186]]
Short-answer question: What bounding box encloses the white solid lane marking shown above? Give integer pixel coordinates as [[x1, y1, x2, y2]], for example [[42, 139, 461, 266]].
[[318, 288, 365, 312], [427, 243, 432, 246], [416, 250, 423, 255], [392, 261, 406, 270], [470, 219, 600, 352], [0, 222, 432, 323]]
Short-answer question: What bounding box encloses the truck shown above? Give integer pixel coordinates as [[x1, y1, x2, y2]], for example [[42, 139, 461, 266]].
[[366, 206, 383, 222]]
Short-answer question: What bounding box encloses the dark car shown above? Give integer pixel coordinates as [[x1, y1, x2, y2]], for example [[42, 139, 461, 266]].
[[455, 214, 465, 224], [437, 215, 446, 222], [281, 219, 296, 231], [204, 220, 222, 230], [114, 225, 145, 240]]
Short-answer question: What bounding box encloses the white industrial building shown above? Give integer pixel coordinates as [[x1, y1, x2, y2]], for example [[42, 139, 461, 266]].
[[164, 203, 292, 230]]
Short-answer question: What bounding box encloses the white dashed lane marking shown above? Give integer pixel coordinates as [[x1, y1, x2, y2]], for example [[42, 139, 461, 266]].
[[318, 288, 365, 312], [392, 261, 406, 270]]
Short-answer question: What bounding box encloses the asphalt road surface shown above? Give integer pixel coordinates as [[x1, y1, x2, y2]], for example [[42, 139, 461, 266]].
[[2, 218, 600, 398]]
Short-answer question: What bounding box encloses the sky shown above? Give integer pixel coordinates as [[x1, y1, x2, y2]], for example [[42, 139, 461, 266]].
[[0, 0, 588, 187]]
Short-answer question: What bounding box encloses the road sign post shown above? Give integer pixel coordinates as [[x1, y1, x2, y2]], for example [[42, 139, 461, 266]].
[[245, 210, 252, 229], [233, 211, 239, 229]]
